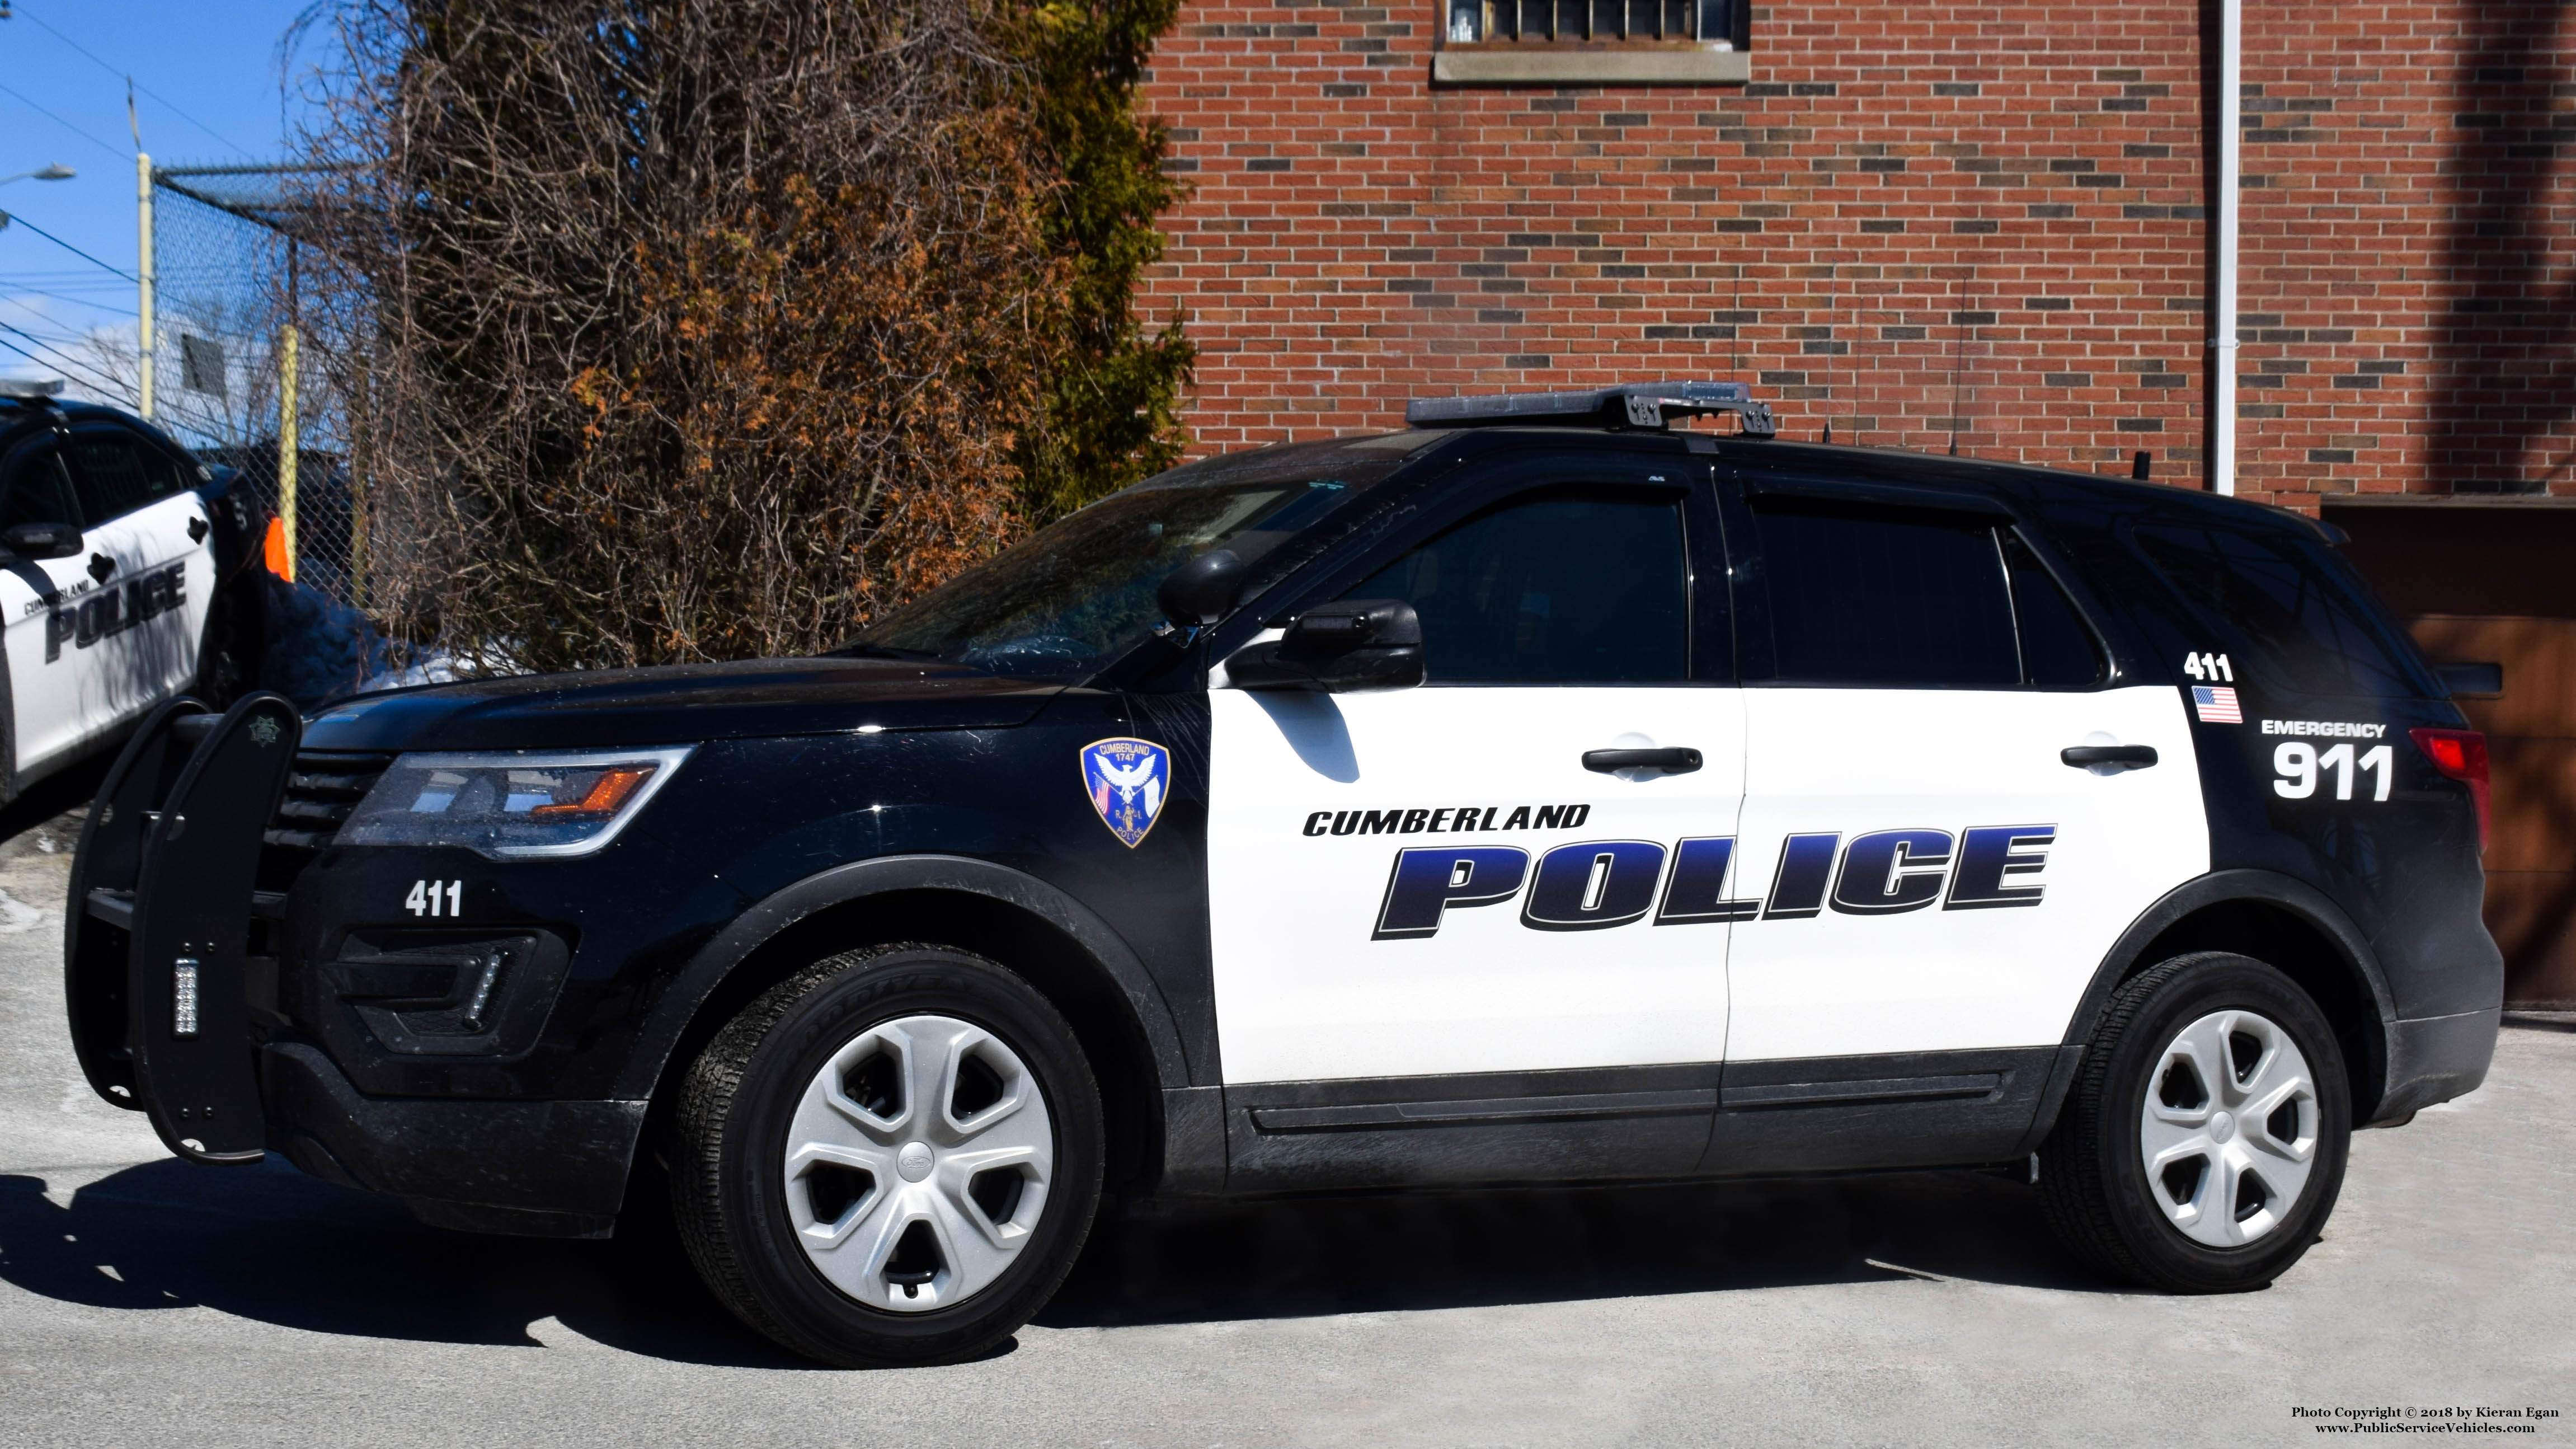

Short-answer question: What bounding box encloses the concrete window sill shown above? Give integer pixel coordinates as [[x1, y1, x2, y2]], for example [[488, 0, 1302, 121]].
[[1431, 46, 1750, 86]]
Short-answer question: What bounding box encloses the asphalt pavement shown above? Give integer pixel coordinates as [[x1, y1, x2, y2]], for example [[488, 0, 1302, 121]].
[[0, 786, 2568, 1447]]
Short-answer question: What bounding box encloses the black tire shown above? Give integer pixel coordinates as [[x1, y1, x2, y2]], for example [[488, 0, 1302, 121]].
[[2038, 951, 2351, 1293], [671, 942, 1103, 1367]]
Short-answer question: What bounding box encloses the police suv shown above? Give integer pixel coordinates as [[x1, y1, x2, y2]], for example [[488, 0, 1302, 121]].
[[0, 379, 253, 805], [65, 382, 2501, 1367]]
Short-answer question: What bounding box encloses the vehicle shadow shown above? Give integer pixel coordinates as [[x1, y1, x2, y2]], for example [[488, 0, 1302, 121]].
[[0, 753, 107, 849], [1044, 1167, 2122, 1329], [0, 1153, 2123, 1366], [0, 1159, 810, 1369]]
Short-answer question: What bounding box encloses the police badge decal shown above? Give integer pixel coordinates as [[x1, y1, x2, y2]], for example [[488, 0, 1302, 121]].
[[1080, 738, 1169, 848]]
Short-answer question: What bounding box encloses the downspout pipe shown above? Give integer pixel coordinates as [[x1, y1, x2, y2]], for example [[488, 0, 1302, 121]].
[[2211, 0, 2240, 495]]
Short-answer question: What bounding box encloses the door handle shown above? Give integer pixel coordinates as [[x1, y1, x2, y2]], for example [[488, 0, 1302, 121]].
[[1583, 747, 1703, 775], [2061, 744, 2158, 771]]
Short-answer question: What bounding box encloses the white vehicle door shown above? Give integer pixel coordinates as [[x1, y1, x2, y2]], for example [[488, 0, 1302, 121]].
[[0, 436, 117, 777], [1206, 456, 1746, 1087], [1718, 468, 2207, 1065], [61, 425, 211, 734]]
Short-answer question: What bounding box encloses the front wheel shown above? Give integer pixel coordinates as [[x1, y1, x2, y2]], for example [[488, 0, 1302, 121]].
[[2038, 951, 2352, 1292], [671, 943, 1103, 1366]]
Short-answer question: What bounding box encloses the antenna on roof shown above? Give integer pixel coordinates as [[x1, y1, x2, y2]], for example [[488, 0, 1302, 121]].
[[2133, 450, 2152, 481]]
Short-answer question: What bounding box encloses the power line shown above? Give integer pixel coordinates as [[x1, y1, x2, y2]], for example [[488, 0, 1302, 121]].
[[0, 273, 133, 288], [0, 208, 139, 282], [0, 302, 100, 344], [0, 326, 222, 437], [11, 3, 251, 155], [0, 285, 139, 317], [0, 78, 133, 163], [0, 326, 128, 397]]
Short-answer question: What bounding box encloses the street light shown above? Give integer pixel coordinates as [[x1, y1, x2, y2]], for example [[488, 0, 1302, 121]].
[[0, 165, 72, 231]]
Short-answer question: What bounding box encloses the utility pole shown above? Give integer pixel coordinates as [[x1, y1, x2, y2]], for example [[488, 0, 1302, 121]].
[[279, 242, 299, 581], [136, 150, 154, 419], [2211, 0, 2240, 495]]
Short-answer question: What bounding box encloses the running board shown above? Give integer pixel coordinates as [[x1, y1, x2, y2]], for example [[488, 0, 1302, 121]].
[[1718, 1073, 2003, 1109], [1249, 1087, 1714, 1133]]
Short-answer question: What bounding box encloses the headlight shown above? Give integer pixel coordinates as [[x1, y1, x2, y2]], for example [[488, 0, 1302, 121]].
[[340, 746, 695, 860]]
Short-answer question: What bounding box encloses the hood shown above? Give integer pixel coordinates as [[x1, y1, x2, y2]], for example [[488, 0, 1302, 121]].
[[299, 656, 1061, 753]]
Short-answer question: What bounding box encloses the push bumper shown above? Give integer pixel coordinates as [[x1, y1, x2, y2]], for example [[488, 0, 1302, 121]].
[[65, 696, 304, 1161], [262, 1040, 646, 1238], [2373, 1006, 2501, 1124], [66, 698, 646, 1238]]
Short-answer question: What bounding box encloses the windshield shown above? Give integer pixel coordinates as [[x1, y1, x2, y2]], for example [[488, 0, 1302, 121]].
[[843, 434, 1442, 681]]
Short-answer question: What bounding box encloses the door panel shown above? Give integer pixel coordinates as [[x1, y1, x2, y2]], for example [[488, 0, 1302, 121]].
[[1718, 469, 2210, 1063], [63, 430, 209, 735], [1724, 684, 2206, 1061], [0, 440, 109, 773], [1207, 683, 1745, 1082], [1205, 464, 1745, 1087]]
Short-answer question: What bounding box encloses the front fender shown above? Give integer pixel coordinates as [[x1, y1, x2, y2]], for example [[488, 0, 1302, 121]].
[[615, 853, 1194, 1103]]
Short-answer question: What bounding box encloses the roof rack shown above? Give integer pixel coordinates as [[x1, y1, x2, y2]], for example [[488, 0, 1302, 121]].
[[1405, 379, 1777, 438], [0, 377, 65, 401]]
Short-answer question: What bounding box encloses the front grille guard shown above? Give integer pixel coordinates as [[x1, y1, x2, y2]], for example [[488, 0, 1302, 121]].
[[65, 694, 307, 1164]]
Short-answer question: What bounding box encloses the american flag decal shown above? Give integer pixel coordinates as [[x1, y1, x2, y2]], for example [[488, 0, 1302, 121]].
[[2192, 685, 2243, 724]]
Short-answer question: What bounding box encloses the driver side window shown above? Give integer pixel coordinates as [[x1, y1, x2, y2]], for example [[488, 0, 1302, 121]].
[[0, 445, 82, 532], [1347, 486, 1687, 684], [67, 430, 183, 525]]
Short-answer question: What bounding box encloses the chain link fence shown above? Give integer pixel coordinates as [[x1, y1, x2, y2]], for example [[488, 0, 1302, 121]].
[[144, 163, 365, 609]]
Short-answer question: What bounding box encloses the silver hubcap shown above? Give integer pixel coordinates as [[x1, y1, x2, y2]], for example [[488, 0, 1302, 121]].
[[782, 1014, 1055, 1312], [2139, 1008, 2319, 1247]]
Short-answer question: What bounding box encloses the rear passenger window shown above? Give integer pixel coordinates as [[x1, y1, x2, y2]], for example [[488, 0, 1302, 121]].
[[2004, 534, 2105, 687], [67, 432, 184, 523], [1350, 487, 1687, 683], [1751, 496, 2103, 688], [1753, 498, 2020, 686], [2133, 523, 2432, 700]]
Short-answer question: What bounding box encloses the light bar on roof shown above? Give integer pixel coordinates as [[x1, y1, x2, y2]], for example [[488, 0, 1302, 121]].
[[0, 377, 66, 400], [1404, 379, 1775, 436]]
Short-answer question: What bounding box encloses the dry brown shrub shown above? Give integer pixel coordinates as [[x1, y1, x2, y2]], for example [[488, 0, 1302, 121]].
[[294, 0, 1146, 673]]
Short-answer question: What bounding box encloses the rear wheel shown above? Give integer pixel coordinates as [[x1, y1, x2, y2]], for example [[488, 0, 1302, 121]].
[[2038, 951, 2351, 1292], [672, 943, 1102, 1366]]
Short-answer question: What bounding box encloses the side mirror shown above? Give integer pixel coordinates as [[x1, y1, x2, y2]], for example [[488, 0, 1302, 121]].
[[1157, 548, 1247, 629], [1224, 599, 1425, 693], [2, 521, 82, 560]]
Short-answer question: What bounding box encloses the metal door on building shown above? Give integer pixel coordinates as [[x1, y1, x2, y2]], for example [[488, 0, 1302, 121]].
[[2330, 501, 2576, 1008]]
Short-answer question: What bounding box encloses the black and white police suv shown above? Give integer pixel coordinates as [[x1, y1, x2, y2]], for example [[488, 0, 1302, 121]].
[[65, 381, 2500, 1366], [0, 379, 259, 805]]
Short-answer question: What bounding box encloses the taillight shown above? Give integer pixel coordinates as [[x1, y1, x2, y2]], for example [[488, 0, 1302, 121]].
[[2409, 727, 2489, 852]]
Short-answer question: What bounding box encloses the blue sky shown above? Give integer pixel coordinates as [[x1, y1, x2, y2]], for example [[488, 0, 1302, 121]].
[[0, 0, 317, 395]]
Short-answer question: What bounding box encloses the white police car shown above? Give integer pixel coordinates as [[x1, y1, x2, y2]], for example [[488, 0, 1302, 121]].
[[0, 380, 255, 803], [66, 382, 2501, 1367]]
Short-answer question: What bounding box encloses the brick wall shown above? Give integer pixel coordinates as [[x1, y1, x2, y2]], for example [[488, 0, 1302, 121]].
[[1136, 2, 2576, 508], [2238, 4, 2576, 500]]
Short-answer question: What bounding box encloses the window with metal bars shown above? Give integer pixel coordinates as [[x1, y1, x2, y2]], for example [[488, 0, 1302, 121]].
[[1445, 0, 1746, 46]]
